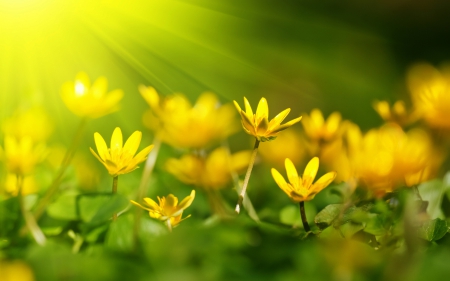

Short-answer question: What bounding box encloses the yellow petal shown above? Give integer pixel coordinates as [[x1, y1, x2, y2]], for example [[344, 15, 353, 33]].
[[310, 109, 324, 128], [233, 100, 242, 112], [243, 97, 254, 116], [177, 190, 196, 211], [311, 171, 337, 194], [165, 194, 178, 207], [268, 108, 291, 131], [90, 147, 105, 164], [373, 100, 390, 120], [139, 85, 160, 110], [130, 144, 154, 166], [284, 158, 299, 186], [94, 132, 109, 161], [143, 197, 161, 211], [75, 72, 91, 89], [110, 127, 123, 161], [255, 97, 269, 123], [303, 157, 319, 188], [239, 110, 256, 134], [271, 168, 292, 196], [123, 131, 142, 157], [91, 76, 108, 98], [325, 112, 341, 137], [271, 116, 302, 133], [130, 200, 154, 212]]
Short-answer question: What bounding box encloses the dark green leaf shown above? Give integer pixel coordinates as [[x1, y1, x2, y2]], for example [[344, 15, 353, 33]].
[[418, 218, 448, 242]]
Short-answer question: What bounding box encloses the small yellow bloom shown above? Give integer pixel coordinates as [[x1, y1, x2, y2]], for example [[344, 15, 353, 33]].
[[130, 190, 195, 227], [0, 260, 35, 281], [407, 63, 450, 129], [233, 97, 302, 142], [61, 72, 123, 119], [140, 86, 238, 148], [90, 127, 153, 177], [271, 157, 336, 202], [372, 100, 418, 126], [165, 147, 251, 190], [0, 136, 47, 175], [301, 109, 343, 142], [2, 107, 53, 142], [259, 129, 306, 168]]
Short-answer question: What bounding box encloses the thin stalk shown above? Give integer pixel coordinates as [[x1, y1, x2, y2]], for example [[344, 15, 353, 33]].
[[17, 175, 46, 245], [33, 118, 88, 220], [299, 201, 310, 232], [132, 138, 161, 249], [112, 176, 118, 221], [165, 219, 172, 233], [235, 139, 260, 214]]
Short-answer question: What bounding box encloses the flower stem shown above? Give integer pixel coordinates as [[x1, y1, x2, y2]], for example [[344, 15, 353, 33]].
[[33, 117, 88, 220], [235, 139, 260, 214], [112, 176, 118, 221], [299, 201, 310, 232], [165, 219, 172, 233], [17, 175, 46, 245], [132, 137, 161, 249]]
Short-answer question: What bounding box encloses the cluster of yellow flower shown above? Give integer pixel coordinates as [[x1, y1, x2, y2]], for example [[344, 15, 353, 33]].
[[2, 62, 449, 234]]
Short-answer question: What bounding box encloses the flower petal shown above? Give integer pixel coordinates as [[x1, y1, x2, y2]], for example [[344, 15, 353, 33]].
[[285, 158, 299, 187], [123, 131, 142, 158], [311, 171, 337, 194], [268, 108, 291, 131], [271, 168, 292, 196], [139, 85, 160, 110], [270, 116, 302, 134], [303, 157, 319, 188], [110, 127, 123, 161], [142, 197, 161, 211], [94, 132, 109, 161], [255, 97, 268, 123], [130, 200, 154, 212], [91, 76, 108, 98], [177, 190, 196, 210], [233, 100, 242, 112], [243, 97, 254, 116]]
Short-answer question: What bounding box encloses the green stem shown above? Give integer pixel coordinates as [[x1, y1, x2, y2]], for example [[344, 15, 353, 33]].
[[299, 201, 310, 232], [17, 175, 46, 245], [235, 139, 260, 214], [33, 117, 88, 220], [112, 176, 118, 221]]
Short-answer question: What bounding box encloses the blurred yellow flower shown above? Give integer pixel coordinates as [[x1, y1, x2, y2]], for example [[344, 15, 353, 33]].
[[130, 190, 195, 227], [0, 136, 47, 175], [140, 86, 237, 148], [165, 147, 251, 190], [0, 260, 35, 281], [407, 63, 450, 129], [372, 100, 418, 126], [90, 127, 153, 177], [271, 157, 336, 202], [2, 107, 53, 142], [233, 97, 302, 142], [61, 72, 123, 119], [301, 109, 343, 142], [259, 129, 306, 168], [3, 173, 37, 196]]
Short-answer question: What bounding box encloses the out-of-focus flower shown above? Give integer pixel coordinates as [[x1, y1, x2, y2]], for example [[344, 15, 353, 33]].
[[302, 109, 343, 142], [61, 72, 123, 119], [165, 147, 251, 190], [130, 190, 195, 227], [271, 157, 336, 202], [372, 100, 419, 126], [407, 63, 450, 129], [2, 173, 37, 196], [0, 136, 47, 175], [2, 107, 53, 142], [0, 260, 35, 281], [90, 127, 153, 177], [355, 124, 441, 196], [258, 129, 306, 168], [140, 86, 237, 148], [233, 97, 302, 142]]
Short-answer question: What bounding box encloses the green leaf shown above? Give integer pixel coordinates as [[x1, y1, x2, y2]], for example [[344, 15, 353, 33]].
[[314, 204, 343, 229], [46, 191, 79, 221], [0, 197, 20, 238], [363, 214, 388, 236], [78, 194, 129, 226], [418, 218, 448, 242], [105, 213, 134, 252], [418, 178, 450, 219]]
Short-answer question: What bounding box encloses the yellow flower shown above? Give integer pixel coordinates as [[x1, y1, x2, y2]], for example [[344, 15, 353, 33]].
[[0, 136, 47, 175], [407, 63, 450, 129], [3, 173, 37, 196], [258, 129, 306, 168], [2, 107, 53, 142], [130, 190, 195, 227], [61, 72, 123, 119], [140, 86, 238, 148], [271, 157, 336, 202], [301, 109, 343, 142], [372, 100, 418, 126], [0, 260, 35, 281], [233, 97, 302, 142], [90, 127, 153, 177], [165, 147, 251, 190]]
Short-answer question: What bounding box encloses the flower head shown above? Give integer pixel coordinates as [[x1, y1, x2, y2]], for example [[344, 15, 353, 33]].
[[61, 72, 123, 119], [2, 107, 53, 142], [302, 109, 343, 142], [90, 127, 153, 177], [372, 100, 418, 126], [0, 136, 47, 175], [165, 147, 251, 190], [271, 157, 336, 202], [140, 86, 238, 148], [130, 190, 195, 227], [233, 97, 302, 142]]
